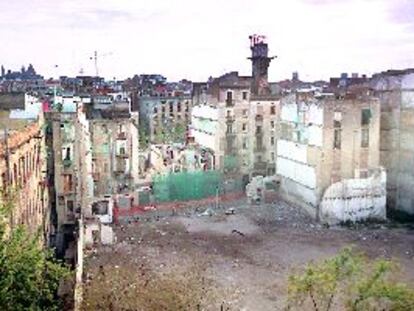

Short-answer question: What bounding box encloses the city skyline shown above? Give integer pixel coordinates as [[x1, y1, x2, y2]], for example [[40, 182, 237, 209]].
[[1, 0, 413, 81]]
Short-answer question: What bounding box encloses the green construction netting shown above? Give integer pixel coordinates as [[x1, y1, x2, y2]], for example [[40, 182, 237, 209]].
[[153, 171, 223, 202]]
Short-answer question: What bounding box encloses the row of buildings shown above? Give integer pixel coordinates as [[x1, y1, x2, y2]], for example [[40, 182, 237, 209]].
[[0, 88, 139, 258], [188, 35, 414, 222], [1, 35, 413, 250]]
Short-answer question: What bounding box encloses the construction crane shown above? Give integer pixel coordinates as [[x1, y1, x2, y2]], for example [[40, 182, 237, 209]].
[[90, 51, 113, 77]]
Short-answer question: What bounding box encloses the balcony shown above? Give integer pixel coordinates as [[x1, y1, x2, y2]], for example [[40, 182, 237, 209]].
[[117, 132, 127, 140], [116, 152, 129, 158], [254, 145, 266, 152], [253, 161, 267, 171], [226, 99, 235, 107], [225, 115, 235, 122], [62, 159, 72, 168], [92, 172, 100, 181]]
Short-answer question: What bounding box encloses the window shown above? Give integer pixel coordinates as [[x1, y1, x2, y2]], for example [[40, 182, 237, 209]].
[[226, 91, 233, 106], [226, 124, 233, 134], [270, 120, 275, 129], [169, 102, 174, 113], [361, 128, 369, 148], [242, 123, 247, 131], [271, 152, 275, 161], [67, 200, 74, 213], [226, 91, 232, 101], [63, 174, 73, 192], [242, 91, 248, 100], [120, 147, 126, 155], [333, 111, 342, 149], [270, 105, 276, 115], [334, 111, 342, 128], [334, 128, 341, 149], [243, 109, 248, 116], [361, 108, 371, 126], [242, 138, 248, 149], [64, 147, 71, 160], [256, 126, 262, 134], [270, 136, 275, 145], [177, 102, 181, 112], [256, 136, 263, 150]]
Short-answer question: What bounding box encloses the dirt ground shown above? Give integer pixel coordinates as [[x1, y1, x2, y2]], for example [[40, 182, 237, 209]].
[[84, 199, 414, 310]]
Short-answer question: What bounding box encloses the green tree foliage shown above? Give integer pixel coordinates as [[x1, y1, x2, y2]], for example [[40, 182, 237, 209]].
[[287, 247, 414, 311], [154, 123, 187, 144], [0, 196, 70, 311]]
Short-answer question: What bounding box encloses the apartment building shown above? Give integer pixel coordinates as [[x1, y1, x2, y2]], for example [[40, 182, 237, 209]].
[[0, 93, 51, 242], [371, 70, 414, 216], [89, 97, 139, 196], [276, 90, 385, 223], [138, 95, 192, 143], [0, 121, 50, 238], [190, 35, 279, 180]]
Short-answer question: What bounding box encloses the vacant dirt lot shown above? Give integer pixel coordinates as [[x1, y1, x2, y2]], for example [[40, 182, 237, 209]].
[[84, 199, 414, 310]]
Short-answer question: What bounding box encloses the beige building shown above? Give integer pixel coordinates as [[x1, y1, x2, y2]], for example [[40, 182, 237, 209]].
[[371, 70, 414, 216], [190, 36, 279, 181], [138, 95, 192, 144], [90, 109, 139, 196], [0, 119, 51, 241], [276, 90, 385, 223]]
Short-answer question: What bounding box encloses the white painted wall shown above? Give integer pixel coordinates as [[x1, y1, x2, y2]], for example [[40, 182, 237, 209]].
[[190, 105, 218, 151], [277, 140, 308, 163], [281, 102, 297, 123], [277, 157, 317, 189], [320, 169, 387, 224]]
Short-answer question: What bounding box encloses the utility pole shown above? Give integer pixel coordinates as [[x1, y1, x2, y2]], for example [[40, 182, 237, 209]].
[[93, 51, 98, 77], [90, 51, 113, 77]]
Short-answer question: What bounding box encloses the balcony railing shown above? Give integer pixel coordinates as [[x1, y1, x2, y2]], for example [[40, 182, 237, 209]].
[[255, 115, 263, 122], [226, 99, 235, 107], [63, 159, 72, 168], [117, 132, 127, 140]]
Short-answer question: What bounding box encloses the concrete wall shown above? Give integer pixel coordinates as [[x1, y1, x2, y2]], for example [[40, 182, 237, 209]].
[[372, 72, 414, 215], [276, 92, 382, 220], [320, 169, 386, 224]]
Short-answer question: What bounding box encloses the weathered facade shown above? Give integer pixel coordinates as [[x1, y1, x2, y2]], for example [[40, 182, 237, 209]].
[[190, 35, 279, 180], [138, 95, 192, 144], [0, 120, 51, 241], [371, 70, 414, 215], [89, 103, 139, 196], [276, 90, 385, 223]]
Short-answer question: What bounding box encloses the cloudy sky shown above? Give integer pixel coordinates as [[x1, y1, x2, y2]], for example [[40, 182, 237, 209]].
[[0, 0, 413, 82]]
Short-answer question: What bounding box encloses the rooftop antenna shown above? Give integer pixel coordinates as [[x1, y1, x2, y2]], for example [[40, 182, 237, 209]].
[[90, 51, 113, 77]]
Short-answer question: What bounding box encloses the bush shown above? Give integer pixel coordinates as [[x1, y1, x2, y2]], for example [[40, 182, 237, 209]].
[[287, 247, 414, 311]]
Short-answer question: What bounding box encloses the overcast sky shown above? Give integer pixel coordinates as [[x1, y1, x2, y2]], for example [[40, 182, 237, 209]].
[[0, 0, 413, 82]]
